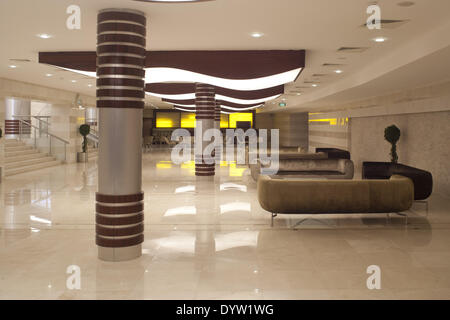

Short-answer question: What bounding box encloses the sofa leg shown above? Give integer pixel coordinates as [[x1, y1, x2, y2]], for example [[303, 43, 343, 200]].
[[271, 213, 277, 227], [394, 212, 408, 225]]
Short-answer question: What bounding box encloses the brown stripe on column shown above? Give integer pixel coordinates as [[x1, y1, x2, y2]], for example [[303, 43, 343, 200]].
[[98, 34, 146, 47], [97, 45, 146, 57], [96, 213, 144, 226], [4, 120, 31, 134], [98, 56, 145, 67], [98, 23, 146, 37], [96, 224, 144, 237], [97, 67, 145, 77], [98, 11, 146, 26], [96, 234, 144, 248], [97, 89, 145, 98], [97, 100, 144, 108], [97, 78, 145, 88], [96, 192, 144, 203], [96, 203, 144, 215]]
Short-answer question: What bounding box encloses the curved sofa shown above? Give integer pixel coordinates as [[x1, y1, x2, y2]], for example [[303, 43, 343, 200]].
[[250, 156, 354, 181], [257, 175, 414, 225], [362, 162, 433, 200]]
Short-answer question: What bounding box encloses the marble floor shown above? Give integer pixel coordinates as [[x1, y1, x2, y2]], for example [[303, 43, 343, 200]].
[[1, 148, 450, 299]]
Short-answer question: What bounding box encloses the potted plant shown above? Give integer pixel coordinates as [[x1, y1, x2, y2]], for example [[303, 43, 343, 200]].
[[77, 124, 90, 162], [384, 125, 401, 163]]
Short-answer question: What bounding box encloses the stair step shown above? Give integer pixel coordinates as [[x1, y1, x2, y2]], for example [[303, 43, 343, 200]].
[[5, 149, 40, 157], [3, 141, 25, 148], [4, 139, 19, 145], [5, 156, 56, 169], [5, 145, 33, 152], [4, 152, 48, 163], [5, 160, 62, 176]]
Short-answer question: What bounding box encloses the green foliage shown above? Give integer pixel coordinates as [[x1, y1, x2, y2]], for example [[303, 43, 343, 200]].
[[384, 125, 401, 163], [79, 124, 90, 153]]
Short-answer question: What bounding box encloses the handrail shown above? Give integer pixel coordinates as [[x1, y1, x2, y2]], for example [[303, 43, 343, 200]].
[[86, 132, 98, 144], [13, 115, 51, 126], [17, 119, 69, 144], [16, 119, 69, 162]]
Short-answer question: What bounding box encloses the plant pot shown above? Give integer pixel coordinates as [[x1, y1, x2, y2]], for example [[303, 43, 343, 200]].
[[77, 152, 88, 163]]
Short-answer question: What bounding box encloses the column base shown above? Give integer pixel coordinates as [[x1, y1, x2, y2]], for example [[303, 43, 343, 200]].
[[98, 244, 142, 262]]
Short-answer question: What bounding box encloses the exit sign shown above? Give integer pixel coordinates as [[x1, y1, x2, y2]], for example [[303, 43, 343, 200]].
[[279, 102, 287, 107]]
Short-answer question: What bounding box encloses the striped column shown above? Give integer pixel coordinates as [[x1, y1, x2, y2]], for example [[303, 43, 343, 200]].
[[195, 83, 215, 177], [96, 9, 146, 261], [5, 98, 31, 137], [214, 100, 222, 163]]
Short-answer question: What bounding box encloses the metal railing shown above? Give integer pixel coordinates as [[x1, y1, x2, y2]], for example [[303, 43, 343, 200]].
[[16, 119, 70, 163], [86, 127, 99, 146], [13, 115, 51, 137]]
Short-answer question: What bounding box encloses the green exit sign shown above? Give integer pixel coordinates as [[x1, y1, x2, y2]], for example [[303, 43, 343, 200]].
[[279, 102, 287, 107]]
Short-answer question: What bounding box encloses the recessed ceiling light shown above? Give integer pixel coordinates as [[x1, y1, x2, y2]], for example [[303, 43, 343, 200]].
[[87, 84, 93, 87], [373, 36, 388, 43], [312, 84, 318, 87], [71, 80, 77, 83], [251, 32, 264, 38], [37, 33, 52, 39], [9, 65, 17, 69], [46, 73, 53, 77], [296, 93, 302, 96], [335, 70, 343, 74]]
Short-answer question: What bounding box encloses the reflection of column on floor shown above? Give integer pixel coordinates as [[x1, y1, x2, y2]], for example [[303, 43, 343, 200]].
[[214, 100, 222, 164], [95, 8, 146, 262], [194, 177, 220, 264], [94, 259, 145, 299], [195, 83, 215, 177], [3, 189, 33, 234]]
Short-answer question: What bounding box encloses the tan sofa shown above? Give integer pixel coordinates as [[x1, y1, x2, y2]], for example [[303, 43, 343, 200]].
[[250, 156, 354, 181], [257, 175, 414, 226]]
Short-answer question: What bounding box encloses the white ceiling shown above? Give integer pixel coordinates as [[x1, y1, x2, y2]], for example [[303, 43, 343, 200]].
[[1, 0, 450, 112]]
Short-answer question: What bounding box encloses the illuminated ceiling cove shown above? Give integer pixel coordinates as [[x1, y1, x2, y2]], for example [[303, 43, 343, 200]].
[[38, 50, 305, 108]]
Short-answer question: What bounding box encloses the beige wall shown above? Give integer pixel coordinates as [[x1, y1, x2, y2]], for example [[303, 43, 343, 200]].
[[306, 80, 450, 198], [0, 77, 95, 164], [350, 111, 450, 197], [309, 114, 349, 152], [255, 113, 273, 130], [256, 112, 308, 149]]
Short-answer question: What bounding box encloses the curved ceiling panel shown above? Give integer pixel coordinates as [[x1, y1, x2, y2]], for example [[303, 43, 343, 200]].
[[159, 93, 280, 105], [174, 106, 248, 114], [39, 50, 305, 90], [145, 83, 284, 98], [145, 50, 305, 80], [163, 98, 262, 109]]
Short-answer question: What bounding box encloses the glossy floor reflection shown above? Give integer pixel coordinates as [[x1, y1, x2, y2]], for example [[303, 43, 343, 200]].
[[1, 148, 450, 299]]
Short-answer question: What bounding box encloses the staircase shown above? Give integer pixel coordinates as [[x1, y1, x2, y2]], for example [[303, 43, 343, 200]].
[[4, 139, 61, 176]]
